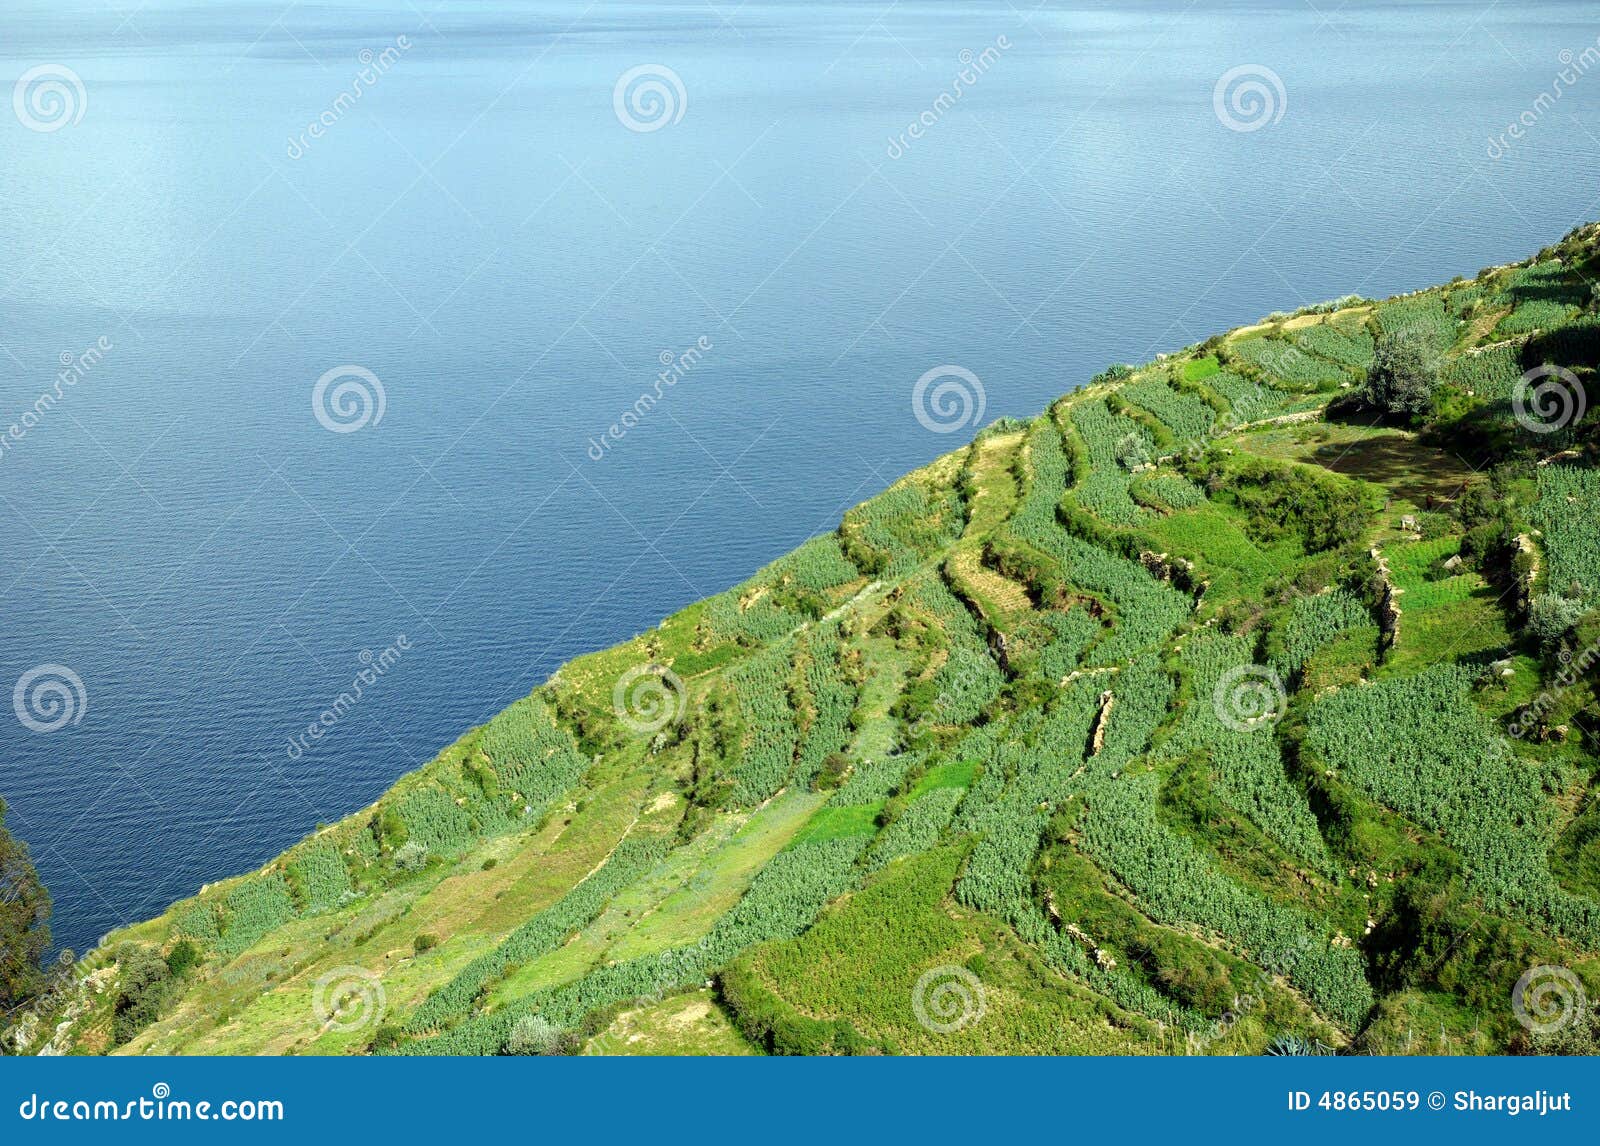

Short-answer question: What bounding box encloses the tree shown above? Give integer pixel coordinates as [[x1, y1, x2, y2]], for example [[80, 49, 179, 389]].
[[1363, 330, 1439, 416], [0, 799, 52, 1012]]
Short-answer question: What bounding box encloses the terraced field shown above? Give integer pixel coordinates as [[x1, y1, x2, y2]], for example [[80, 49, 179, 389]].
[[33, 224, 1600, 1059]]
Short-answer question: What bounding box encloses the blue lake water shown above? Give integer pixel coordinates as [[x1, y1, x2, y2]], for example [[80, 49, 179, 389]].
[[2, 0, 1598, 953]]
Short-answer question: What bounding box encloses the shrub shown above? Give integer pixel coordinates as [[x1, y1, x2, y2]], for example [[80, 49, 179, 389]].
[[164, 939, 200, 978], [413, 933, 440, 954], [506, 1014, 561, 1055], [393, 841, 429, 872], [1210, 457, 1374, 553], [1528, 593, 1587, 654]]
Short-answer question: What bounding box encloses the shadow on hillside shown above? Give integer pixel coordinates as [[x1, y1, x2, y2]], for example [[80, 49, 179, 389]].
[[1304, 432, 1480, 505]]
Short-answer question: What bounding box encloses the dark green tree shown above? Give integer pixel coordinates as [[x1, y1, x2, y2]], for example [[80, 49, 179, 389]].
[[0, 798, 52, 1012], [1363, 330, 1439, 416]]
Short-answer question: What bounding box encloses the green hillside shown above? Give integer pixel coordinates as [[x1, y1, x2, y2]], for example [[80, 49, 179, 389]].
[[25, 224, 1600, 1057]]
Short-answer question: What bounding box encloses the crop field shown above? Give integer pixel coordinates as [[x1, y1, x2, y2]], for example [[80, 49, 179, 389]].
[[1532, 465, 1600, 597], [53, 227, 1600, 1061], [1442, 343, 1523, 398], [1068, 397, 1152, 525], [1119, 378, 1217, 442], [1206, 370, 1280, 422], [1130, 471, 1206, 511], [1293, 322, 1375, 369], [1375, 293, 1458, 351], [1306, 667, 1600, 944], [1496, 298, 1579, 337], [1227, 336, 1348, 389]]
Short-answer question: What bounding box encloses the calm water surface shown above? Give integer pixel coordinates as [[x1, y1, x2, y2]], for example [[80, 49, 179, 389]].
[[2, 0, 1597, 951]]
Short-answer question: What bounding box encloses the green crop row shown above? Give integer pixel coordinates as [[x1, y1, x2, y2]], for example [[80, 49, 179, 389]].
[[1130, 472, 1207, 511], [1442, 344, 1523, 399], [1532, 466, 1600, 598], [792, 627, 858, 785], [1305, 665, 1600, 944], [398, 836, 870, 1054], [1268, 589, 1372, 679], [727, 644, 803, 805], [1293, 324, 1375, 369], [841, 480, 966, 578], [1120, 379, 1217, 443], [1161, 631, 1329, 869], [404, 836, 671, 1032], [1374, 294, 1457, 352], [1228, 337, 1348, 388], [866, 787, 965, 871], [1069, 397, 1152, 526]]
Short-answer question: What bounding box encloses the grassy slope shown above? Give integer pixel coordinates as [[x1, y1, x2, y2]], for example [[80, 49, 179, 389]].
[[35, 223, 1600, 1058]]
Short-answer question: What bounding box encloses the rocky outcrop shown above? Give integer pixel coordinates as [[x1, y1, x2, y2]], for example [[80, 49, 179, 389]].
[[1089, 689, 1116, 756], [1370, 548, 1401, 651], [1515, 533, 1540, 611]]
